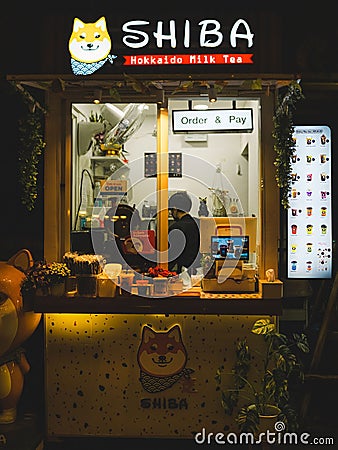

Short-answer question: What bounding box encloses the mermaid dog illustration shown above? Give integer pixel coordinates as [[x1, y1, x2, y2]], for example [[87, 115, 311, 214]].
[[69, 16, 117, 75]]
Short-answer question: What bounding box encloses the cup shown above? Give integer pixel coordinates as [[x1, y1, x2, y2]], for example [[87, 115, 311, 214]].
[[153, 277, 169, 297], [306, 224, 313, 235], [119, 271, 135, 296], [136, 279, 151, 297], [76, 275, 98, 297], [98, 275, 117, 297], [306, 243, 313, 253]]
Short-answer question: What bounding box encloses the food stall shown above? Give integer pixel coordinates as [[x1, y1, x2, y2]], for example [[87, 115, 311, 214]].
[[6, 11, 291, 442]]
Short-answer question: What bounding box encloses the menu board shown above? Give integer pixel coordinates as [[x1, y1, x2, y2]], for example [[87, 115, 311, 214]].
[[287, 125, 332, 279]]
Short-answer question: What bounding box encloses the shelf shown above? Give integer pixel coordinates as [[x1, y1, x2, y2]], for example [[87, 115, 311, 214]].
[[33, 295, 282, 315], [91, 155, 128, 166]]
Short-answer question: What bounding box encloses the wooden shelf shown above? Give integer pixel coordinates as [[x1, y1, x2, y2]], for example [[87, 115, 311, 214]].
[[33, 295, 282, 315]]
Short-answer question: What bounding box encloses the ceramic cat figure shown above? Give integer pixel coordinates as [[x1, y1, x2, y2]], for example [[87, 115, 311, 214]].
[[198, 197, 209, 217], [0, 249, 41, 423]]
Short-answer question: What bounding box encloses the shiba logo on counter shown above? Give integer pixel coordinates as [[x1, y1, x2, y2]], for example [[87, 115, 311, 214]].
[[68, 16, 117, 75], [137, 325, 195, 393]]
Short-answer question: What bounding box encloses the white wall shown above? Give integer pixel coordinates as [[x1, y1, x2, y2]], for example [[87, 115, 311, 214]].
[[73, 98, 261, 222]]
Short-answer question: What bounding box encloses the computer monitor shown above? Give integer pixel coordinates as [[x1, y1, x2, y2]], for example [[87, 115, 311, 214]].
[[210, 235, 249, 261]]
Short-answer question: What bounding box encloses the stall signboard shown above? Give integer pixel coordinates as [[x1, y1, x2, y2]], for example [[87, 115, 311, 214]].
[[68, 16, 254, 75], [287, 125, 332, 279], [172, 109, 253, 133]]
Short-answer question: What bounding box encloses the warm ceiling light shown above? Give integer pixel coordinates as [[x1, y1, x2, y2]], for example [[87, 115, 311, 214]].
[[93, 89, 102, 104], [208, 85, 217, 103]]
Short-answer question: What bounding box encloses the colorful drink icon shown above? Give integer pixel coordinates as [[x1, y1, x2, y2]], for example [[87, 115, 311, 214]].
[[306, 224, 313, 235]]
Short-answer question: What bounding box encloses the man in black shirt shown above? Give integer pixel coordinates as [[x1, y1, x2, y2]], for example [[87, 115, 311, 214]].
[[168, 192, 201, 274]]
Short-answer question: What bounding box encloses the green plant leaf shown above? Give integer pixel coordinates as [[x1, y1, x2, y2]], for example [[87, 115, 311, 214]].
[[293, 333, 310, 353], [237, 405, 259, 433], [251, 318, 276, 335]]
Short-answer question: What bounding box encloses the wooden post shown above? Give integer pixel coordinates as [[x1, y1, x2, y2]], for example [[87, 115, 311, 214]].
[[156, 106, 169, 268]]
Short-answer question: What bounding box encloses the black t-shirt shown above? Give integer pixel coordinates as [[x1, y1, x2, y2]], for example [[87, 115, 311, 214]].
[[168, 214, 200, 273]]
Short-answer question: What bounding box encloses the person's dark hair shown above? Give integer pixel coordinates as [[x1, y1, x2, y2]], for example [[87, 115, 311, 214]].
[[168, 192, 192, 213]]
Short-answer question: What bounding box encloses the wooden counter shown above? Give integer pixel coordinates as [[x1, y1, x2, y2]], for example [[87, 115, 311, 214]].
[[33, 291, 282, 315]]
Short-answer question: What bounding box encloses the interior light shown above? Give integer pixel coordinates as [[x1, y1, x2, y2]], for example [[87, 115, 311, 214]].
[[208, 85, 217, 103]]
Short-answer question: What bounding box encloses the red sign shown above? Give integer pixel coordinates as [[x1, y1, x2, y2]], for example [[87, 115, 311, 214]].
[[123, 53, 253, 66]]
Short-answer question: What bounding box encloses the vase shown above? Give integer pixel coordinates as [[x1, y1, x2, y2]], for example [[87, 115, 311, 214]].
[[36, 286, 50, 296], [50, 281, 66, 297]]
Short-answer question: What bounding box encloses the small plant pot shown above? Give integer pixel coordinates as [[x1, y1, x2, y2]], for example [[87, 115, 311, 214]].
[[257, 404, 281, 435], [50, 281, 66, 297]]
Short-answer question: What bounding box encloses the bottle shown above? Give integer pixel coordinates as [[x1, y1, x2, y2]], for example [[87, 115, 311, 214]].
[[142, 201, 150, 218], [94, 181, 101, 199], [79, 212, 87, 230]]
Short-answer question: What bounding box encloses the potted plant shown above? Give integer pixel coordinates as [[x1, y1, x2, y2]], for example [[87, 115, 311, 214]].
[[21, 260, 70, 298], [215, 318, 310, 434]]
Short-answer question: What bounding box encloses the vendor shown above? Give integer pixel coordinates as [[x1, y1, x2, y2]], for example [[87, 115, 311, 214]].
[[168, 192, 201, 274]]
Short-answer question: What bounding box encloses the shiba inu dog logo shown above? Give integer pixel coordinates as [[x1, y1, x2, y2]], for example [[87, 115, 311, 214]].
[[68, 16, 117, 75], [137, 324, 195, 393]]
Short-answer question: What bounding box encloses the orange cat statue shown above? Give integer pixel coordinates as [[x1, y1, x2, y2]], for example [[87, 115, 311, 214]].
[[0, 249, 41, 424]]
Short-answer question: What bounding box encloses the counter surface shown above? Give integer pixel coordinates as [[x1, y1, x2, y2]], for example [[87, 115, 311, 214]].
[[32, 292, 282, 315]]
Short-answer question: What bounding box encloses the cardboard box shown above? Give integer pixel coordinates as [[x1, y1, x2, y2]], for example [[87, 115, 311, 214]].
[[259, 279, 283, 298], [201, 277, 256, 293]]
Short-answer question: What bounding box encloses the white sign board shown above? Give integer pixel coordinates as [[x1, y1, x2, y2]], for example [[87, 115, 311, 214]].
[[287, 125, 332, 279], [172, 109, 253, 133]]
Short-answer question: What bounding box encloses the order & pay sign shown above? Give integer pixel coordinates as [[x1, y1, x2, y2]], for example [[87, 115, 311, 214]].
[[172, 109, 253, 133]]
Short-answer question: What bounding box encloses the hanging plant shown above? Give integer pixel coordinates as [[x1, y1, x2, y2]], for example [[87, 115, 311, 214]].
[[273, 80, 305, 209], [10, 81, 47, 212], [17, 110, 46, 211]]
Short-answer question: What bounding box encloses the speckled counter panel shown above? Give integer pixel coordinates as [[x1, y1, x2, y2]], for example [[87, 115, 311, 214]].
[[44, 313, 273, 438]]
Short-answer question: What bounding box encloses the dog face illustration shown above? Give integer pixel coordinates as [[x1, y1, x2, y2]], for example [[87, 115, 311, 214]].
[[137, 325, 187, 377], [69, 16, 111, 64]]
